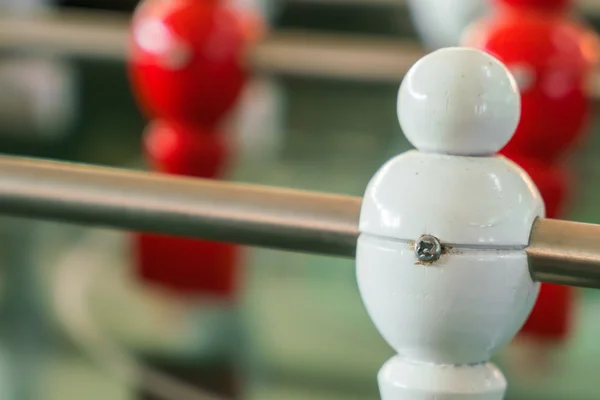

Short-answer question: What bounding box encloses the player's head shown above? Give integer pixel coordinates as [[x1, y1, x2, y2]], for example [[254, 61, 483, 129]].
[[397, 47, 520, 156]]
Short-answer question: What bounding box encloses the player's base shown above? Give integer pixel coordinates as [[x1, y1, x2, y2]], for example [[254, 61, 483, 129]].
[[378, 356, 506, 400]]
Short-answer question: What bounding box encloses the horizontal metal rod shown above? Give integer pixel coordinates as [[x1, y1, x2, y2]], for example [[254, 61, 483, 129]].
[[0, 9, 422, 83], [290, 0, 600, 14], [251, 31, 422, 83], [0, 155, 599, 289], [0, 155, 360, 257], [527, 219, 600, 290], [2, 8, 600, 91]]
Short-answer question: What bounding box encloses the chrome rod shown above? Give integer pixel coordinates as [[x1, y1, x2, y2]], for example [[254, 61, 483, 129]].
[[0, 155, 360, 257], [4, 9, 600, 92], [0, 155, 599, 288], [0, 9, 423, 82], [527, 219, 600, 290]]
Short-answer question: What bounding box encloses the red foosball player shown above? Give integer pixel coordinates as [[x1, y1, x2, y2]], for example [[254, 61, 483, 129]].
[[128, 0, 247, 299], [464, 0, 598, 345], [128, 1, 248, 398]]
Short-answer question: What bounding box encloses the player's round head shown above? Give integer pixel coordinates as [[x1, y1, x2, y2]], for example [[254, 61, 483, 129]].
[[397, 47, 520, 156], [495, 0, 571, 11]]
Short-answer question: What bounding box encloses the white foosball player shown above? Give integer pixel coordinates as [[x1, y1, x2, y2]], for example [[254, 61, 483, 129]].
[[357, 47, 544, 399], [227, 0, 286, 164], [0, 1, 77, 140], [406, 0, 490, 50]]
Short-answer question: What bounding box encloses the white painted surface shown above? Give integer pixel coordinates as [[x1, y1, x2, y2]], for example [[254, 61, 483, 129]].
[[357, 235, 539, 365], [379, 357, 506, 400], [359, 151, 544, 247], [405, 0, 490, 50], [358, 47, 544, 399], [0, 56, 77, 140], [397, 48, 521, 156]]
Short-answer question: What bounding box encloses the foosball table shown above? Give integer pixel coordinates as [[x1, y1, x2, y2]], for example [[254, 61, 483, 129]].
[[0, 46, 599, 400]]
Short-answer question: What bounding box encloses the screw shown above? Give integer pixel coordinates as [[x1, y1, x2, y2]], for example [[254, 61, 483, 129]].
[[415, 235, 442, 263]]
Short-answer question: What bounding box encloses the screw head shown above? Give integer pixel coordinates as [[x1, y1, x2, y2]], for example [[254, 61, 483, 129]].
[[415, 235, 442, 263]]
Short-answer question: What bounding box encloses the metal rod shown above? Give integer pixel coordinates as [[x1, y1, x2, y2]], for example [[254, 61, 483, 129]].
[[3, 9, 600, 91], [0, 8, 423, 83], [527, 219, 600, 290], [0, 155, 600, 289], [0, 9, 130, 61], [250, 31, 422, 83], [0, 155, 360, 257], [289, 0, 600, 14]]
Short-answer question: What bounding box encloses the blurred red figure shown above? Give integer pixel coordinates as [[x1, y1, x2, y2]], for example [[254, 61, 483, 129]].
[[233, 6, 267, 45], [496, 0, 569, 12], [128, 0, 247, 299], [129, 0, 247, 128], [466, 3, 597, 162], [464, 0, 598, 344], [134, 234, 240, 298]]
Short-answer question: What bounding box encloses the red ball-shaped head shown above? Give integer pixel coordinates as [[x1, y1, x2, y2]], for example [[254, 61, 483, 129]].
[[467, 11, 598, 161], [129, 0, 247, 127], [495, 0, 571, 12]]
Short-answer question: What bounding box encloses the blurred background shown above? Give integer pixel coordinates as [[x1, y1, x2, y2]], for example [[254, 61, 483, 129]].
[[0, 1, 599, 400]]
